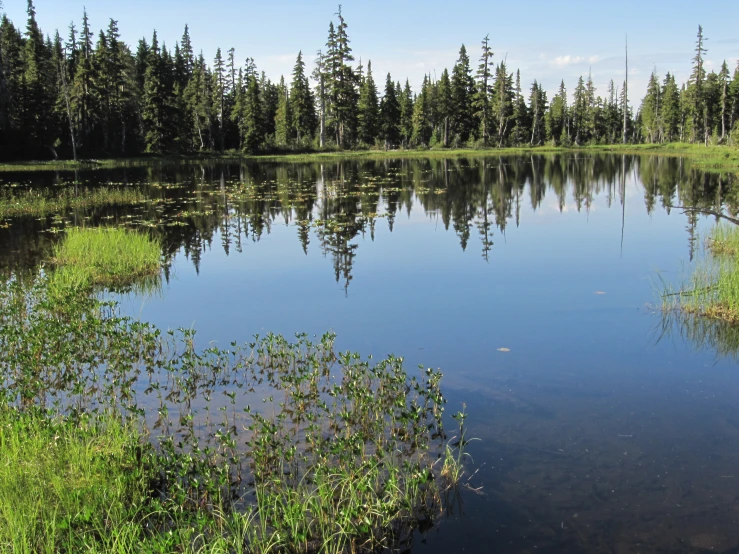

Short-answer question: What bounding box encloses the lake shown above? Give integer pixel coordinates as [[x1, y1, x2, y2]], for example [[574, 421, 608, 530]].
[[2, 153, 739, 553]]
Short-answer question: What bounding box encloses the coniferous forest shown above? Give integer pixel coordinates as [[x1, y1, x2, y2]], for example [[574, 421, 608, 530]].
[[1, 1, 739, 161]]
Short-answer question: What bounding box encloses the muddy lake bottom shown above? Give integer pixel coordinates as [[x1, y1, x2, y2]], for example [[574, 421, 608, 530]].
[[2, 154, 739, 552]]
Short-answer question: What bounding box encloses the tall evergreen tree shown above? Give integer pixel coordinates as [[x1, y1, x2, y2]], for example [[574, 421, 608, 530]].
[[399, 79, 414, 147], [473, 35, 493, 145], [689, 25, 708, 144], [491, 61, 513, 147], [274, 75, 291, 146], [356, 60, 379, 145], [290, 51, 316, 144], [239, 72, 262, 152], [379, 72, 400, 148], [451, 45, 475, 144]]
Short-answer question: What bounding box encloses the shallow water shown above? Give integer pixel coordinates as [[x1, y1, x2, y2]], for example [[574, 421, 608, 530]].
[[2, 154, 739, 552]]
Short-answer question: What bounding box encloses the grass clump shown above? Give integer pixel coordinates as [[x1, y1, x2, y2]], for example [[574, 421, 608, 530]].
[[662, 224, 739, 324], [51, 227, 162, 292]]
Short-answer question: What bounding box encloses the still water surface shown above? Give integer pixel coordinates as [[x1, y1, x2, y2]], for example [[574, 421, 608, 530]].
[[2, 154, 739, 552]]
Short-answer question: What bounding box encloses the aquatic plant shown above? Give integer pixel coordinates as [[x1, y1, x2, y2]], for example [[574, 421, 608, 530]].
[[0, 186, 147, 219], [661, 224, 739, 324], [0, 275, 468, 552], [51, 227, 162, 292]]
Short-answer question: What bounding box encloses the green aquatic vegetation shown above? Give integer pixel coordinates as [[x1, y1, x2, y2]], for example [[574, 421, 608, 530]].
[[0, 276, 470, 552], [0, 407, 151, 553], [0, 186, 147, 219], [661, 225, 739, 324], [51, 227, 162, 291]]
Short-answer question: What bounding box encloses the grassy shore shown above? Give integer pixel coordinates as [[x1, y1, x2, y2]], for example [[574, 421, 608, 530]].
[[1, 142, 737, 173]]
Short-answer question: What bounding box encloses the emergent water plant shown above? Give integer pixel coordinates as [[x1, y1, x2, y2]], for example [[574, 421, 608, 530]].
[[0, 275, 471, 552]]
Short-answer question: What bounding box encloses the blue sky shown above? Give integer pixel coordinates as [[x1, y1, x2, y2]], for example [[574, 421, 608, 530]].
[[4, 0, 739, 104]]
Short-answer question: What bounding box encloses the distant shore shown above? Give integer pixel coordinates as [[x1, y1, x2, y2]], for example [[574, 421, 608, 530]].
[[1, 143, 737, 174]]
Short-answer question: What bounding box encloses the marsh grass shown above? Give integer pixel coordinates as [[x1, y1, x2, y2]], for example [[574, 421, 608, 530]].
[[0, 186, 146, 219], [0, 275, 470, 552], [0, 407, 149, 553], [661, 224, 739, 324], [51, 227, 162, 292]]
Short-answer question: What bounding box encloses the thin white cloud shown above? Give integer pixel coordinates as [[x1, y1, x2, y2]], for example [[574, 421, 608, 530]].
[[552, 55, 585, 67], [550, 54, 600, 67]]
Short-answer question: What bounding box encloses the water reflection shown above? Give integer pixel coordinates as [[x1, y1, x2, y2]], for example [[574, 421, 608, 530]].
[[3, 154, 739, 552], [1, 154, 736, 291]]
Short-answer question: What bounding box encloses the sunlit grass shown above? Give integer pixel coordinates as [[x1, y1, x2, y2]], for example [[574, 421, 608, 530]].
[[661, 224, 739, 324], [0, 187, 146, 218], [51, 227, 162, 292], [0, 408, 149, 553]]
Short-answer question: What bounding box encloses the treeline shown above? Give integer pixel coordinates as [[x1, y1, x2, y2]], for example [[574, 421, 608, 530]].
[[1, 2, 739, 161]]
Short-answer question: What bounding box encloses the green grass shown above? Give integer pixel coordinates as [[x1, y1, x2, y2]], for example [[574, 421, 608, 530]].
[[0, 187, 147, 219], [0, 408, 150, 553], [1, 142, 737, 173], [662, 224, 739, 323], [51, 227, 162, 292]]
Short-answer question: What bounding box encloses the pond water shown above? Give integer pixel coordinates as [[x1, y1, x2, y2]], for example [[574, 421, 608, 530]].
[[2, 154, 739, 553]]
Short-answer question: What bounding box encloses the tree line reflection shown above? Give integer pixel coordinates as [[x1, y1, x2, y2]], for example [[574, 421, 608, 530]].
[[0, 154, 736, 291]]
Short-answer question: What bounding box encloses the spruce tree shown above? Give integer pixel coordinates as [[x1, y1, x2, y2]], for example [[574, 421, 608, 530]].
[[451, 44, 475, 144], [528, 81, 547, 146], [511, 70, 528, 145], [290, 51, 316, 144], [640, 70, 661, 143], [240, 72, 262, 152], [473, 35, 493, 145], [379, 72, 400, 148], [356, 60, 379, 145], [689, 25, 708, 144], [719, 61, 729, 141], [412, 75, 432, 145], [399, 79, 414, 147], [274, 75, 292, 146], [661, 73, 680, 142], [436, 69, 452, 146], [491, 61, 513, 147]]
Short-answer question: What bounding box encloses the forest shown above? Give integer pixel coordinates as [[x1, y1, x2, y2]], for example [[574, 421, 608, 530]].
[[1, 1, 738, 161]]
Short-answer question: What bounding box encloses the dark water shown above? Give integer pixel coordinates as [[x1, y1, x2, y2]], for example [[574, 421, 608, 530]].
[[3, 154, 739, 553]]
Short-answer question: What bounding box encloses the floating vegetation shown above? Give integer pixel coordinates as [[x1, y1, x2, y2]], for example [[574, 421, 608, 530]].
[[0, 276, 470, 552], [0, 186, 147, 219]]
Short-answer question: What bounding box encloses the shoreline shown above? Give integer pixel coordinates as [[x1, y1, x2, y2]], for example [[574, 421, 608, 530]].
[[1, 143, 738, 174]]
